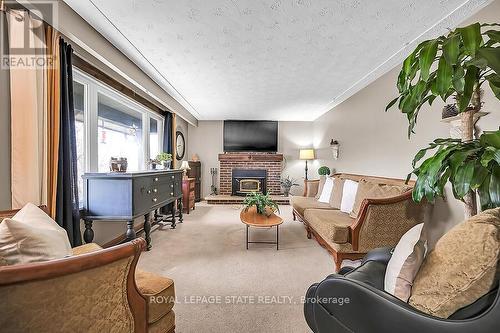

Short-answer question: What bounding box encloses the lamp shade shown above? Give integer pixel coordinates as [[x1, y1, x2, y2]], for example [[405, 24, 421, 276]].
[[180, 160, 191, 170], [299, 149, 315, 160]]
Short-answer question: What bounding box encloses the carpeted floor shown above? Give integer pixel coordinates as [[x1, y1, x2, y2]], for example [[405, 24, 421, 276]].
[[139, 203, 334, 333]]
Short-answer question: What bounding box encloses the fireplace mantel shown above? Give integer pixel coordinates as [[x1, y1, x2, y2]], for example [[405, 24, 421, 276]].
[[218, 153, 283, 162]]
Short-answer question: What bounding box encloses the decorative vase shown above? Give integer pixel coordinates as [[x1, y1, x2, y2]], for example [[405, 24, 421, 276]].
[[283, 187, 291, 197], [163, 160, 172, 170]]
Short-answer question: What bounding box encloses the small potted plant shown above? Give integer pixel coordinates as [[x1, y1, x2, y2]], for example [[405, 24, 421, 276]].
[[280, 175, 299, 197], [156, 152, 172, 170], [318, 166, 331, 176], [243, 192, 280, 217]]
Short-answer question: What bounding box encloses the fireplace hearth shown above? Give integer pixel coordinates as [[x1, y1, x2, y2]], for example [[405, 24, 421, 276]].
[[232, 169, 267, 196]]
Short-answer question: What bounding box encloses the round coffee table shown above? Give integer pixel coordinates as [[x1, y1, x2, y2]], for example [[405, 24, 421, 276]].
[[240, 206, 283, 250]]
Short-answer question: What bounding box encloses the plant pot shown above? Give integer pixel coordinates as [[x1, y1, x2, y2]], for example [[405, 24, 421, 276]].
[[163, 160, 172, 170], [151, 163, 157, 170], [283, 187, 291, 197]]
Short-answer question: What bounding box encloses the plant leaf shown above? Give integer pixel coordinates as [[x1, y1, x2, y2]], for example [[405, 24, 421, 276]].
[[485, 73, 500, 99], [458, 66, 479, 112], [453, 160, 475, 197], [485, 30, 500, 43], [458, 23, 482, 56], [489, 165, 500, 208], [477, 47, 500, 75], [436, 55, 453, 99], [386, 97, 399, 112], [419, 40, 438, 81], [480, 130, 500, 149], [443, 34, 460, 65], [452, 66, 466, 94]]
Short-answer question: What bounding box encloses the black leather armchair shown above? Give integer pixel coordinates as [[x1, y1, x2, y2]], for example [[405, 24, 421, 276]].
[[304, 247, 500, 333]]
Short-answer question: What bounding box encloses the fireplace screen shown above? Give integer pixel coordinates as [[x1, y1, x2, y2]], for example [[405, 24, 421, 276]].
[[239, 179, 260, 193]]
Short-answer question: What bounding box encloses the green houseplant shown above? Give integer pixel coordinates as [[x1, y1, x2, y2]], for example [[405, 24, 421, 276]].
[[243, 192, 279, 216], [318, 166, 331, 176], [387, 22, 500, 217], [280, 175, 299, 197], [156, 152, 173, 169]]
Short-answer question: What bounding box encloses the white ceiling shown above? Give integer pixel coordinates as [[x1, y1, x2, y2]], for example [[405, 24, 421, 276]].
[[63, 0, 491, 121]]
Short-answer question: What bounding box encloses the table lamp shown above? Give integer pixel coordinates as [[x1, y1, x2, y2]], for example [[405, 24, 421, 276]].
[[180, 160, 191, 179], [299, 149, 315, 180]]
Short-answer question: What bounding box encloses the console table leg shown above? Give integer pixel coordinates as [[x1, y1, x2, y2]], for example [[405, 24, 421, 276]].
[[83, 220, 94, 243], [246, 225, 249, 250], [171, 202, 177, 229], [144, 213, 152, 251], [126, 220, 136, 241], [178, 199, 184, 223]]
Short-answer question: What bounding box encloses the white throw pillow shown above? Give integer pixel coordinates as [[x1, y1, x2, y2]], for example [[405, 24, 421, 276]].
[[340, 180, 358, 213], [384, 223, 426, 300], [0, 203, 72, 265], [318, 177, 334, 203]]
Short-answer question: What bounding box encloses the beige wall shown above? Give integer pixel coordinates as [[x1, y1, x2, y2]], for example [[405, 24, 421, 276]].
[[311, 0, 500, 239], [187, 121, 314, 198]]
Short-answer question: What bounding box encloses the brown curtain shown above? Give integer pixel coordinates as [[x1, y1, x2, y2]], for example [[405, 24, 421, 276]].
[[7, 9, 60, 215], [45, 25, 60, 218]]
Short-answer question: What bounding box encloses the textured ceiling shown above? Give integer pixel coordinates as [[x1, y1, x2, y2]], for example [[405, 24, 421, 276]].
[[63, 0, 491, 121]]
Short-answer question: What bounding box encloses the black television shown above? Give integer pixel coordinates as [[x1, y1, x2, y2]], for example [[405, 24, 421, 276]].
[[223, 120, 278, 152]]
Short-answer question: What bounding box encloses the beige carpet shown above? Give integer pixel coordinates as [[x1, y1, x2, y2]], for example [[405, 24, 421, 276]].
[[139, 203, 334, 333]]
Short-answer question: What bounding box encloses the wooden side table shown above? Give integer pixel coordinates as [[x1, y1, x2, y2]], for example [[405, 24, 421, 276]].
[[182, 177, 196, 214], [240, 206, 283, 250]]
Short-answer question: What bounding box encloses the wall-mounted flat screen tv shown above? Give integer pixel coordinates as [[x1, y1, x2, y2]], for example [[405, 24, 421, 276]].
[[223, 120, 278, 152]]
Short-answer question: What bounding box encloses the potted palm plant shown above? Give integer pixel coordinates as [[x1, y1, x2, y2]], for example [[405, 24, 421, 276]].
[[243, 192, 279, 217], [387, 22, 500, 217]]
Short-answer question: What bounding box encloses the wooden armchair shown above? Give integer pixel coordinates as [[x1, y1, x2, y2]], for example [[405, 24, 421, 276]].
[[0, 207, 175, 333]]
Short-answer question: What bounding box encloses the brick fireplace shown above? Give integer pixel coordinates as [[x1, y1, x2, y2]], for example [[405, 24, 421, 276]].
[[218, 153, 283, 195]]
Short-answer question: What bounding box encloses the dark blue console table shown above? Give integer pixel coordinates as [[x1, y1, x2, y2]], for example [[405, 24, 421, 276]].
[[82, 169, 184, 250]]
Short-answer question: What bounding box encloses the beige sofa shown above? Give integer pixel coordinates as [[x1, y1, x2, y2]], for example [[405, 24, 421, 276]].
[[291, 173, 426, 271]]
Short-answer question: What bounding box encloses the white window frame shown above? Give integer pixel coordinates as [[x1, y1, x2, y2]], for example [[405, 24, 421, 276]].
[[73, 68, 164, 173]]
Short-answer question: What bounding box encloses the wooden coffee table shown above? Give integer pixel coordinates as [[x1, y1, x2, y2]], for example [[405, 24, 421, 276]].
[[240, 206, 283, 250]]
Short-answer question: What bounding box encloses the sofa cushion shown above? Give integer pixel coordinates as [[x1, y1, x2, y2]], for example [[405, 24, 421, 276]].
[[305, 181, 319, 198], [304, 209, 354, 244], [136, 269, 175, 324], [290, 196, 335, 216], [329, 177, 345, 209], [350, 179, 412, 218], [0, 203, 72, 265], [409, 208, 500, 318], [315, 176, 327, 199], [340, 180, 358, 214], [318, 177, 334, 203], [72, 243, 102, 256], [148, 310, 175, 333]]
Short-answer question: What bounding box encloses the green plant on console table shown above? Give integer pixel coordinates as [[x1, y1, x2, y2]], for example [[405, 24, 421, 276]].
[[318, 166, 331, 176], [408, 129, 500, 211], [156, 152, 172, 162], [243, 192, 280, 216]]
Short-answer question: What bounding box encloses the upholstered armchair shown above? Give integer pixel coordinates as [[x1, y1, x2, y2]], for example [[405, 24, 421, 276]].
[[0, 220, 175, 333]]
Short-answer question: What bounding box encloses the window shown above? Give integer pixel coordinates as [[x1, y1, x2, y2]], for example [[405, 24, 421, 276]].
[[73, 69, 164, 200]]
